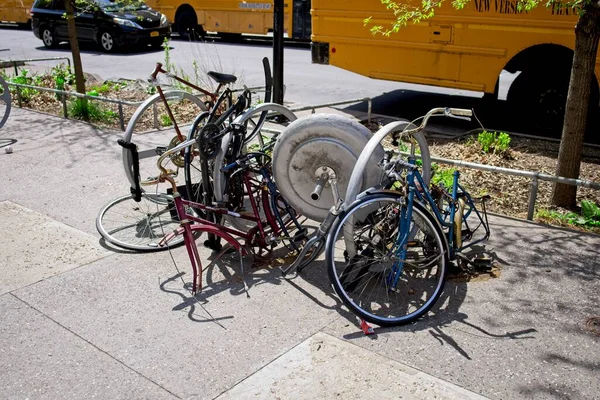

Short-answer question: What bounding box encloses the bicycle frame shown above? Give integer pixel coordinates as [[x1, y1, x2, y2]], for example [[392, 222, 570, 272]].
[[148, 62, 226, 143], [159, 166, 281, 293], [396, 156, 490, 263], [155, 132, 303, 292]]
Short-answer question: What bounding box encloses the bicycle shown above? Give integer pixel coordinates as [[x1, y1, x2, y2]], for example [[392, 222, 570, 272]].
[[98, 58, 279, 251], [279, 115, 433, 276], [149, 132, 305, 294], [324, 107, 491, 327], [0, 75, 11, 130]]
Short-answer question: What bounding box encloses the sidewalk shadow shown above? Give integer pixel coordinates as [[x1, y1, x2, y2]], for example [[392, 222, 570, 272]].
[[0, 138, 17, 148]]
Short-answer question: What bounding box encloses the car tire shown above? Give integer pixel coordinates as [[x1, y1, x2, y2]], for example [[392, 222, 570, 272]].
[[99, 30, 117, 52], [41, 27, 58, 49]]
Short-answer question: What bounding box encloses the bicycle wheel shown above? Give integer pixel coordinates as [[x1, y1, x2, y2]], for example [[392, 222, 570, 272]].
[[0, 76, 11, 130], [122, 90, 207, 197], [184, 111, 211, 215], [213, 103, 297, 232], [326, 193, 448, 326], [344, 121, 431, 209], [96, 194, 185, 251]]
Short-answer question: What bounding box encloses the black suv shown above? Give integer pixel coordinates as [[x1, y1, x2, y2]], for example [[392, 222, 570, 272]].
[[31, 0, 170, 52]]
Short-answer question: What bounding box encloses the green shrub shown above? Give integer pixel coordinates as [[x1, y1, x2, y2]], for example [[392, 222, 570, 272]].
[[160, 113, 172, 127], [477, 130, 511, 154], [50, 64, 75, 93], [10, 69, 39, 102], [431, 167, 455, 189], [537, 200, 600, 231], [69, 98, 117, 123], [581, 200, 600, 221]]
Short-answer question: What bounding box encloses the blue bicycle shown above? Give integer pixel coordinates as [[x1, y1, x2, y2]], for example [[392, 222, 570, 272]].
[[325, 108, 491, 326]]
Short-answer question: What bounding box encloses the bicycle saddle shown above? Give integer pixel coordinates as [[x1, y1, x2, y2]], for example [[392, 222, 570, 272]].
[[207, 71, 238, 84]]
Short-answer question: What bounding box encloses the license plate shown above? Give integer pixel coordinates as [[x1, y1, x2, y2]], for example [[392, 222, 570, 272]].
[[150, 31, 159, 37]]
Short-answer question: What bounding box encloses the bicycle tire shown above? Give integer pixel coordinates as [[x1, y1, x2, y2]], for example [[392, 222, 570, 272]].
[[183, 111, 211, 216], [344, 122, 431, 209], [121, 90, 207, 197], [96, 194, 187, 251], [326, 192, 448, 326], [212, 103, 297, 232], [0, 76, 11, 130]]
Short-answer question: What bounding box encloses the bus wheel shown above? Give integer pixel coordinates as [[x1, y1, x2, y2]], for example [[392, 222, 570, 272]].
[[177, 11, 198, 40], [507, 71, 569, 136], [507, 70, 598, 137]]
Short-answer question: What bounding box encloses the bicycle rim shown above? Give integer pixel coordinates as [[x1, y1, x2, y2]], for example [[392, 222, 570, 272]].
[[121, 90, 207, 197], [96, 194, 186, 251], [0, 77, 11, 130], [326, 193, 448, 326]]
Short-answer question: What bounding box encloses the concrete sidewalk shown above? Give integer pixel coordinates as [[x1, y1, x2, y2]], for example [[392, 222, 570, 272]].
[[0, 108, 598, 399]]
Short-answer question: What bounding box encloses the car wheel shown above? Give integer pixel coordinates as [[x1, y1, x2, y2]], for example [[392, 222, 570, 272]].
[[99, 30, 116, 52], [41, 27, 58, 48]]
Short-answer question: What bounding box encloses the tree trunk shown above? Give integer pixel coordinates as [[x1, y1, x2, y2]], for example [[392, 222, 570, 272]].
[[551, 4, 600, 209], [64, 0, 86, 99]]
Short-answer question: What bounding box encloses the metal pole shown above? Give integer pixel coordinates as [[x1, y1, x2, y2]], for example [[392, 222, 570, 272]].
[[62, 93, 68, 118], [16, 86, 22, 108], [527, 176, 539, 221], [272, 0, 284, 105], [118, 103, 125, 131], [153, 102, 159, 129]]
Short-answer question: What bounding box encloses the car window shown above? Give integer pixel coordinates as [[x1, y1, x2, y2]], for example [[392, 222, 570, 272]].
[[96, 0, 148, 11], [33, 0, 54, 9]]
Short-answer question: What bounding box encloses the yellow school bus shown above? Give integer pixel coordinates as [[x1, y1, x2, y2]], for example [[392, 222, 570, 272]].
[[145, 0, 311, 40], [311, 0, 599, 130], [0, 0, 33, 26]]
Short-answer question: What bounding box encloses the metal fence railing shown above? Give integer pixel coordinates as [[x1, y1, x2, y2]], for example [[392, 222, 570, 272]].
[[0, 57, 72, 75], [6, 81, 142, 130], [2, 76, 596, 220], [397, 151, 600, 221], [4, 80, 373, 131]]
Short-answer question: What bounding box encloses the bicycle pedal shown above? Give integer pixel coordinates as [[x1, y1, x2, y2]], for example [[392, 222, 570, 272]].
[[292, 229, 308, 243], [472, 257, 493, 271]]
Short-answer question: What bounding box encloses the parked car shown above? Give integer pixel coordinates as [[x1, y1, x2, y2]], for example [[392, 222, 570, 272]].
[[31, 0, 171, 52]]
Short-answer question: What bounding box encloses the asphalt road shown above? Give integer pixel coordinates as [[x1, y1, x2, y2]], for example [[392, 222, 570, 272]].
[[6, 25, 596, 142], [0, 25, 513, 105]]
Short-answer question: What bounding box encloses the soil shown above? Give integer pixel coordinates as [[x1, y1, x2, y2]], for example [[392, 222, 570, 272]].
[[364, 118, 600, 234], [7, 71, 209, 132]]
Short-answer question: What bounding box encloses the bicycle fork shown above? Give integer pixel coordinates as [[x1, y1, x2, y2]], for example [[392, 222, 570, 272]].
[[388, 190, 415, 289]]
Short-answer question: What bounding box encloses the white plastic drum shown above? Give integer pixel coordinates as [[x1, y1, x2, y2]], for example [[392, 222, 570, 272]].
[[272, 114, 384, 221]]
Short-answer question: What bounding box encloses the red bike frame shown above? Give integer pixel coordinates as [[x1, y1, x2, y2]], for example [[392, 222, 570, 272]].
[[158, 172, 282, 293]]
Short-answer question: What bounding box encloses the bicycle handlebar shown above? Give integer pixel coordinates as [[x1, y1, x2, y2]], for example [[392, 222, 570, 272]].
[[398, 107, 473, 139], [446, 107, 473, 117], [150, 63, 164, 81]]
